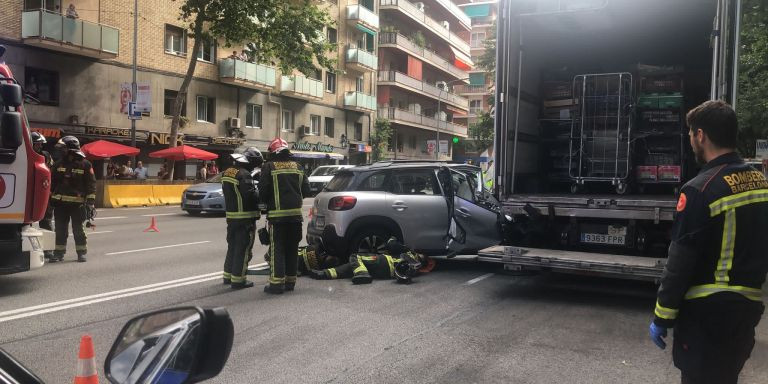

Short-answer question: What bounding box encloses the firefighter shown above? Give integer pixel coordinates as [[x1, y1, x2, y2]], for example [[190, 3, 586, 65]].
[[649, 101, 768, 384], [49, 136, 96, 262], [259, 138, 310, 294], [222, 147, 263, 289], [31, 132, 54, 259], [263, 239, 341, 276], [308, 239, 427, 284]]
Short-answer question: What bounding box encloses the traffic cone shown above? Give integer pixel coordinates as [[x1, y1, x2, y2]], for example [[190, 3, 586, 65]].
[[74, 335, 98, 384], [143, 216, 160, 232]]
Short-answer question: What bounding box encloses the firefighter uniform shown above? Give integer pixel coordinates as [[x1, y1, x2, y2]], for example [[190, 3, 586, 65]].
[[312, 253, 401, 284], [50, 155, 96, 261], [259, 158, 310, 292], [222, 165, 260, 287], [653, 152, 768, 383], [38, 149, 54, 232]]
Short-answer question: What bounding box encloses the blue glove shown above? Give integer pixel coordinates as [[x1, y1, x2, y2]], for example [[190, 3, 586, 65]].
[[649, 322, 667, 350]]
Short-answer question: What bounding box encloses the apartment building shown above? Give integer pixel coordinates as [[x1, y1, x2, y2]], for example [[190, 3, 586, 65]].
[[377, 0, 472, 160], [455, 0, 497, 126], [1, 0, 377, 178]]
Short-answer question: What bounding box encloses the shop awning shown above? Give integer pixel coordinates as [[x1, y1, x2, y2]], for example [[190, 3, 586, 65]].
[[446, 105, 467, 115], [149, 145, 218, 161], [292, 151, 345, 160], [81, 140, 140, 160], [449, 47, 473, 71], [464, 4, 491, 18]]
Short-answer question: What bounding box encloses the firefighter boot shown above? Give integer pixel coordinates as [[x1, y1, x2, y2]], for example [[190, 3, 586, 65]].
[[263, 284, 284, 294], [352, 272, 373, 285], [50, 252, 64, 263], [231, 281, 254, 289], [77, 252, 87, 262], [308, 269, 329, 280]]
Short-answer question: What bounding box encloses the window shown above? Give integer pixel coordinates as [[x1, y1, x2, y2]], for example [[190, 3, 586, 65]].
[[326, 72, 336, 93], [356, 76, 364, 93], [197, 38, 215, 63], [470, 99, 483, 115], [409, 135, 417, 149], [326, 28, 337, 44], [358, 172, 389, 192], [24, 0, 60, 12], [246, 104, 262, 128], [309, 115, 321, 136], [196, 96, 215, 123], [451, 171, 476, 202], [311, 68, 323, 81], [354, 122, 363, 141], [324, 117, 335, 138], [163, 90, 186, 116], [470, 32, 486, 48], [389, 170, 438, 195], [165, 25, 187, 55], [282, 110, 294, 132], [25, 67, 59, 106]]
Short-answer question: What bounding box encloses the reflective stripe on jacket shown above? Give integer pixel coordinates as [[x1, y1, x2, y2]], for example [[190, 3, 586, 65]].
[[259, 160, 310, 222], [222, 166, 260, 220]]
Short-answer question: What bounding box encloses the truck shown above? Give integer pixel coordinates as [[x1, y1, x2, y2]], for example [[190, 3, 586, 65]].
[[0, 45, 52, 274], [478, 0, 743, 281]]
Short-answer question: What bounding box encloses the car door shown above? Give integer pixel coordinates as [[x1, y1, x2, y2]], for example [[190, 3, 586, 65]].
[[384, 168, 449, 253], [440, 167, 502, 253]]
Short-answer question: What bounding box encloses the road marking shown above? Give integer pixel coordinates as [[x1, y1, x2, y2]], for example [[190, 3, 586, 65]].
[[464, 273, 494, 285], [0, 263, 268, 323], [114, 207, 152, 210], [70, 230, 113, 237], [141, 213, 178, 217], [94, 216, 127, 220], [105, 241, 211, 255]]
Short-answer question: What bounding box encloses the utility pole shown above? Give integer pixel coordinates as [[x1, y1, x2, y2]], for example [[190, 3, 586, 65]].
[[436, 78, 470, 160], [130, 0, 138, 155]]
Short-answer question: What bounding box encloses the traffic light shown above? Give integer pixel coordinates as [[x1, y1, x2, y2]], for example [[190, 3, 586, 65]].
[[452, 136, 459, 144]]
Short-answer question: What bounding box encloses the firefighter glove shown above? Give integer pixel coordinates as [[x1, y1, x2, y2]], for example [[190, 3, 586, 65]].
[[649, 322, 667, 350]]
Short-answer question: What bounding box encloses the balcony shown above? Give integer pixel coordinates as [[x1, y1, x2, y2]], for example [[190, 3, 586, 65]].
[[378, 107, 468, 137], [345, 47, 378, 73], [378, 71, 469, 110], [219, 59, 277, 91], [379, 0, 470, 53], [346, 4, 379, 31], [344, 91, 377, 112], [21, 10, 119, 59], [454, 84, 490, 95], [379, 32, 466, 80], [433, 0, 472, 30], [280, 75, 323, 100]]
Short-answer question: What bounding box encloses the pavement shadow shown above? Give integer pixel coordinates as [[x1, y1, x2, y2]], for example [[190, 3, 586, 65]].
[[0, 275, 37, 297]]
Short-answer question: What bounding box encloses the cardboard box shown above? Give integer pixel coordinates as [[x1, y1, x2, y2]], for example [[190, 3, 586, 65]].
[[637, 166, 658, 182], [658, 165, 681, 182]]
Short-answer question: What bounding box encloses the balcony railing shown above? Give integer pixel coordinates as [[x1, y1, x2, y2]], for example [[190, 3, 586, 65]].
[[345, 47, 378, 72], [378, 71, 469, 109], [344, 91, 377, 111], [378, 107, 468, 136], [379, 0, 470, 53], [379, 32, 466, 79], [21, 10, 119, 57], [434, 0, 472, 29], [219, 59, 277, 89], [454, 84, 490, 94], [470, 16, 494, 26], [346, 4, 379, 30], [280, 75, 323, 99]]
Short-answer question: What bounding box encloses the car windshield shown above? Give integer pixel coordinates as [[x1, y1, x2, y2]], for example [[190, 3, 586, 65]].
[[324, 171, 354, 192], [205, 174, 222, 183], [311, 166, 340, 177]]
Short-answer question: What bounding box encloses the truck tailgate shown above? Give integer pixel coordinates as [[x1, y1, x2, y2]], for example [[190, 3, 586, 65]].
[[478, 246, 666, 282]]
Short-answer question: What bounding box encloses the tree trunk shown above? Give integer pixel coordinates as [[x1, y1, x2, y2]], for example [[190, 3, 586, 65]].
[[168, 13, 205, 180]]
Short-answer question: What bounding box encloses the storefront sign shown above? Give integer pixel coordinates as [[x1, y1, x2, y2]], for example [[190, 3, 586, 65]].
[[292, 141, 335, 153], [31, 127, 62, 139], [86, 126, 131, 138], [136, 82, 151, 113], [148, 132, 184, 146], [211, 137, 245, 146], [350, 144, 372, 153], [439, 140, 449, 154]]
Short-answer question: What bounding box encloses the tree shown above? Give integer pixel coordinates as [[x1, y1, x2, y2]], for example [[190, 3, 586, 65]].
[[476, 19, 496, 78], [468, 112, 494, 154], [736, 0, 768, 157], [167, 0, 336, 179], [371, 118, 393, 161]]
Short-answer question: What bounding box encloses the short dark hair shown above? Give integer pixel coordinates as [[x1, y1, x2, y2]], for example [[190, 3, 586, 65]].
[[686, 100, 738, 149]]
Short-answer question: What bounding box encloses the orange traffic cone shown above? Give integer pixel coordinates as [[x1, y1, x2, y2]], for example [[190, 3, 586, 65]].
[[143, 216, 160, 232], [74, 335, 98, 384]]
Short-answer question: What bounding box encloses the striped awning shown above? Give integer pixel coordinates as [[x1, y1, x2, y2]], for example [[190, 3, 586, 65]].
[[450, 46, 474, 71]]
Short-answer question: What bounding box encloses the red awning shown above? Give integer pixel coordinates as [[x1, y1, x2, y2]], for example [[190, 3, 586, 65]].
[[149, 145, 218, 161], [81, 140, 140, 160], [450, 46, 474, 71]]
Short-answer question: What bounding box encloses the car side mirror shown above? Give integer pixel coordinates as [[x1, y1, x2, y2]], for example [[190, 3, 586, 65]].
[[0, 83, 23, 107], [1, 112, 22, 149], [105, 306, 233, 384]]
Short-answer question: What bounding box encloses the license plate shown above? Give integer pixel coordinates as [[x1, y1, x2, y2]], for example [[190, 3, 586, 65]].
[[581, 233, 625, 245], [186, 200, 200, 206], [315, 216, 325, 229]]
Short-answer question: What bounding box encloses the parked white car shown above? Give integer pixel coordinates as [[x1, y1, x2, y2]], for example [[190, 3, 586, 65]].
[[307, 165, 355, 196]]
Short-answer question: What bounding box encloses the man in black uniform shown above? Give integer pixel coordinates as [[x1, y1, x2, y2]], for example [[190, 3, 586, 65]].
[[260, 138, 310, 294], [31, 132, 55, 259], [50, 136, 96, 262], [221, 147, 263, 289], [649, 101, 768, 384], [308, 239, 426, 284]]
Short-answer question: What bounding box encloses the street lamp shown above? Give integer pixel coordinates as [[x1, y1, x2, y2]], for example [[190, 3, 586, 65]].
[[435, 78, 470, 160]]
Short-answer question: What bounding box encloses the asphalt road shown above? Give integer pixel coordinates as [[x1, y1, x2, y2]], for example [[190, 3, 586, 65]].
[[0, 199, 766, 384]]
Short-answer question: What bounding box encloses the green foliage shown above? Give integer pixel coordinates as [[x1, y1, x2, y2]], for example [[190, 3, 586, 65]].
[[371, 118, 393, 161], [736, 0, 768, 157], [468, 112, 494, 153], [409, 31, 426, 48], [476, 19, 496, 77]]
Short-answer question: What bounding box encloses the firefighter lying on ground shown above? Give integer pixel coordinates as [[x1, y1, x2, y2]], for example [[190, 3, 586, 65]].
[[262, 239, 342, 275], [307, 239, 428, 284]]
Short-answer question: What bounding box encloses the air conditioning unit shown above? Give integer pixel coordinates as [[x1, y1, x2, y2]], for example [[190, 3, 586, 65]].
[[436, 81, 447, 90], [228, 117, 241, 129], [301, 125, 315, 136], [414, 2, 425, 12], [442, 21, 450, 30]]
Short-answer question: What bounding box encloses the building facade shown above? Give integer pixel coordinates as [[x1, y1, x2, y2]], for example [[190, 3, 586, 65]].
[[377, 0, 472, 160], [1, 0, 378, 179]]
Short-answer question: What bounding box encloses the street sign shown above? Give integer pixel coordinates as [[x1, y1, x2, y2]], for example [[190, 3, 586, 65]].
[[135, 82, 152, 113], [439, 140, 449, 154], [756, 139, 768, 159], [128, 102, 142, 120]]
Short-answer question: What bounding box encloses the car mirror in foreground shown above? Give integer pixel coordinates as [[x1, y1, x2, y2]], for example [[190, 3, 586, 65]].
[[105, 306, 233, 384]]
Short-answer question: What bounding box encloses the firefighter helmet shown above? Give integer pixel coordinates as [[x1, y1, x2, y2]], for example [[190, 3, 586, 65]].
[[268, 138, 289, 154], [231, 146, 263, 169], [56, 136, 85, 158], [31, 131, 47, 144]]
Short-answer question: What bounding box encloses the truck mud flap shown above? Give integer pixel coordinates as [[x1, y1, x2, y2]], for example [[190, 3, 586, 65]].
[[478, 246, 665, 282], [0, 226, 28, 275]]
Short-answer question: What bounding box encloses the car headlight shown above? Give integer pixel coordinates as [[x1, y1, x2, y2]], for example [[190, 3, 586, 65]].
[[208, 191, 223, 198]]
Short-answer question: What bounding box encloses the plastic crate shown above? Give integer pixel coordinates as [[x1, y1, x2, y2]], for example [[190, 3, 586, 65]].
[[637, 166, 658, 182], [658, 165, 681, 182], [640, 76, 684, 93]]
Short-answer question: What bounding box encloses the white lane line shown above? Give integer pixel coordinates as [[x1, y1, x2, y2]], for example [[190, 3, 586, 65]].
[[140, 213, 178, 217], [114, 207, 152, 210], [105, 241, 211, 255], [464, 273, 494, 286], [0, 262, 268, 323], [70, 230, 113, 237], [94, 216, 127, 220]]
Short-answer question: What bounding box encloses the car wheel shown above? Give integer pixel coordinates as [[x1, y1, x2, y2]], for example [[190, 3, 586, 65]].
[[186, 210, 202, 216], [350, 227, 397, 254]]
